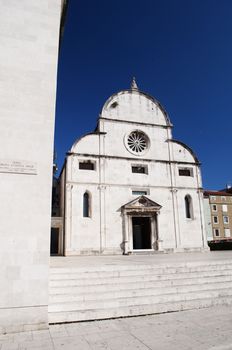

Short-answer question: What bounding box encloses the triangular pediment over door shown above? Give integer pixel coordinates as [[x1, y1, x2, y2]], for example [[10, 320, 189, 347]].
[[122, 196, 162, 213]]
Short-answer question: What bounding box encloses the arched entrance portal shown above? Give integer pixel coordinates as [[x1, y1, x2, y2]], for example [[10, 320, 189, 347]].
[[121, 196, 163, 254]]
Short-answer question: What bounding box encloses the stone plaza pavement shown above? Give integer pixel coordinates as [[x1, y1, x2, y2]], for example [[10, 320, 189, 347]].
[[1, 305, 232, 350]]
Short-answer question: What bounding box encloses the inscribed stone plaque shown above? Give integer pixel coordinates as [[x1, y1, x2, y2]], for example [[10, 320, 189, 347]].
[[0, 159, 37, 175]]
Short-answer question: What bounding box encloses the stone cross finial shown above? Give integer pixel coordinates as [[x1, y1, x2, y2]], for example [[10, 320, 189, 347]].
[[131, 77, 138, 90]]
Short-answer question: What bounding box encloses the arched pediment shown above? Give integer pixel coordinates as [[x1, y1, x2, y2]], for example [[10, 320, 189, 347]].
[[100, 89, 172, 127], [169, 139, 200, 164]]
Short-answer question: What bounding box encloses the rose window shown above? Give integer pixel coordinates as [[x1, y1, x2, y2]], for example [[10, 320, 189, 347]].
[[126, 131, 148, 155]]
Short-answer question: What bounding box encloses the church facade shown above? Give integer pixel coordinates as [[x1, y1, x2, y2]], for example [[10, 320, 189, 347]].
[[59, 80, 208, 255]]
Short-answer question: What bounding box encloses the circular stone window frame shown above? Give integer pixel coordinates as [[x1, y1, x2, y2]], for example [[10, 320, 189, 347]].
[[124, 129, 150, 156]]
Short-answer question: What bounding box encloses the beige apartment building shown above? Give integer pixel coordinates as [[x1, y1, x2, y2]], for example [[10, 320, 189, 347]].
[[204, 190, 232, 242]]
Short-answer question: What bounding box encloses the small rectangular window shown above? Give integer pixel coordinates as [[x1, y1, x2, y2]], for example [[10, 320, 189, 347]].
[[131, 165, 148, 174], [222, 204, 228, 212], [221, 196, 226, 201], [132, 190, 147, 196], [214, 228, 220, 237], [178, 168, 193, 177], [225, 228, 231, 237], [211, 196, 216, 201], [213, 216, 218, 224], [223, 216, 229, 224], [79, 161, 95, 170], [212, 204, 217, 212]]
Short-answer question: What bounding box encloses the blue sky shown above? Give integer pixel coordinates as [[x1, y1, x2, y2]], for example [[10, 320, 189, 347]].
[[55, 0, 232, 189]]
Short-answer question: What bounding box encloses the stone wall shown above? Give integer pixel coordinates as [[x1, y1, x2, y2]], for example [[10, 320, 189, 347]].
[[0, 0, 63, 333]]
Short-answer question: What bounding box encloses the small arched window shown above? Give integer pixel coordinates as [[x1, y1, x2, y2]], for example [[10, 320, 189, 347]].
[[185, 195, 193, 219], [83, 192, 90, 217]]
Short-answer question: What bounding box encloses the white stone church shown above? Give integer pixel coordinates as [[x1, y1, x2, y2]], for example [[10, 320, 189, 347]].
[[58, 79, 208, 255]]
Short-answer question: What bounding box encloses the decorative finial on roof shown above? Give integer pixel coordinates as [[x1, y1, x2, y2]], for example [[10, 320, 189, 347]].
[[131, 77, 138, 90]]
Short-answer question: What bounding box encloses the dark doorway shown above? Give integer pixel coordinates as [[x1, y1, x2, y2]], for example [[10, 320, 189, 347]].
[[50, 228, 59, 255], [132, 217, 151, 249]]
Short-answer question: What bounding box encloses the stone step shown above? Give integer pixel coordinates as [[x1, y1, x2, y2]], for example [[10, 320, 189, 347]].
[[49, 263, 232, 280], [50, 260, 232, 275], [49, 269, 232, 287], [48, 288, 232, 313], [48, 293, 232, 324], [49, 274, 232, 295], [49, 258, 232, 324], [49, 280, 232, 303]]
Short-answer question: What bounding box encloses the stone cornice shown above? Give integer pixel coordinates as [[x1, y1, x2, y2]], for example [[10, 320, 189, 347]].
[[67, 152, 199, 167], [99, 117, 172, 129]]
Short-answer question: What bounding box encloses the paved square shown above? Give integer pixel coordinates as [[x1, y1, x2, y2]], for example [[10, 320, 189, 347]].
[[1, 305, 232, 349]]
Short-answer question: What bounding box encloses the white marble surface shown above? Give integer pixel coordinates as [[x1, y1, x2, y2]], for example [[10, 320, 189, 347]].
[[0, 0, 62, 333], [1, 305, 232, 349]]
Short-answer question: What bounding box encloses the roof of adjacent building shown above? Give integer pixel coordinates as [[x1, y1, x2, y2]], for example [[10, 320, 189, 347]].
[[204, 190, 232, 197], [220, 187, 232, 193]]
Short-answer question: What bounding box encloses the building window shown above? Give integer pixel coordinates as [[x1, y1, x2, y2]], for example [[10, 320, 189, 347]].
[[83, 192, 90, 217], [225, 228, 231, 238], [179, 168, 193, 177], [185, 195, 193, 219], [213, 216, 218, 224], [131, 165, 148, 174], [212, 204, 217, 212], [132, 190, 148, 196], [222, 204, 228, 212], [126, 130, 149, 155], [79, 161, 95, 170], [211, 196, 216, 201], [110, 101, 118, 109], [223, 216, 229, 224], [214, 228, 220, 237], [221, 196, 226, 201]]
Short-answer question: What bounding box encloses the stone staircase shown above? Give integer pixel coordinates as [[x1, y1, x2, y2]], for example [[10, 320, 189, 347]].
[[49, 259, 232, 324]]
